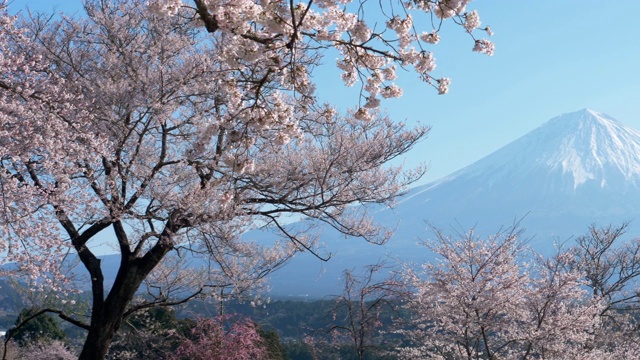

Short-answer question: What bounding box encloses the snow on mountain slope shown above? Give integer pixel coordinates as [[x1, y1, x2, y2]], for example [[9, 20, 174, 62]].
[[446, 108, 640, 189], [393, 109, 640, 222]]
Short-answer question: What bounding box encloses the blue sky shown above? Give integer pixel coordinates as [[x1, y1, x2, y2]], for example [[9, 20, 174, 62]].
[[318, 2, 640, 184], [10, 1, 640, 185]]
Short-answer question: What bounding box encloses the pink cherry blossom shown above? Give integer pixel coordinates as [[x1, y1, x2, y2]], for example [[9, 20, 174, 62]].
[[0, 0, 491, 358]]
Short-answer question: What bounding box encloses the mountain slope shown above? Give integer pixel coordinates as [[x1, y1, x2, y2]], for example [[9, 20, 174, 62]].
[[268, 109, 640, 296], [393, 109, 640, 224]]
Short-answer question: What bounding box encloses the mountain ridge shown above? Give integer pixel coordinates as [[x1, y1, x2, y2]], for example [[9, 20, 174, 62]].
[[397, 109, 640, 215], [425, 109, 640, 191]]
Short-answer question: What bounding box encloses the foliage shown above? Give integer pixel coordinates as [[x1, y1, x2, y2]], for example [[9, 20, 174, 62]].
[[258, 327, 288, 360], [320, 262, 405, 360], [570, 223, 640, 313], [11, 339, 77, 360], [567, 223, 640, 357], [4, 224, 639, 359], [283, 340, 315, 360], [109, 307, 290, 359], [107, 307, 193, 359], [242, 300, 335, 339], [0, 280, 22, 329], [288, 339, 398, 360], [4, 308, 66, 347]]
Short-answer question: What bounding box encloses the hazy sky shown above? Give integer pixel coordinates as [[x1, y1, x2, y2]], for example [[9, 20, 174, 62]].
[[10, 1, 640, 185]]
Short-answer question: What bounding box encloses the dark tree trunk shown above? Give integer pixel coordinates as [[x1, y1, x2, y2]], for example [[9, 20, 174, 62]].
[[77, 259, 141, 359], [78, 264, 135, 359], [77, 235, 175, 359], [78, 318, 120, 360]]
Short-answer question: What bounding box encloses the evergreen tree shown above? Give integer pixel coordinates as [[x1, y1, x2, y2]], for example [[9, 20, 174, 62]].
[[6, 308, 66, 346]]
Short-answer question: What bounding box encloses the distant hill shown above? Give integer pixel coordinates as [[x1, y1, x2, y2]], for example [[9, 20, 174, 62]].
[[0, 279, 22, 328]]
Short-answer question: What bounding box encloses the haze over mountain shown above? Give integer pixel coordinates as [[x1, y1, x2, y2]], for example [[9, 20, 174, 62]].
[[268, 109, 640, 296]]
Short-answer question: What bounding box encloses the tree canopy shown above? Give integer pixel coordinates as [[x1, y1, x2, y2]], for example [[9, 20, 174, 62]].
[[0, 0, 491, 358]]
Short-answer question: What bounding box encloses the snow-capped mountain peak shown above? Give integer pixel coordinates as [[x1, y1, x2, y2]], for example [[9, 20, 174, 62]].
[[438, 109, 640, 191], [392, 108, 640, 230]]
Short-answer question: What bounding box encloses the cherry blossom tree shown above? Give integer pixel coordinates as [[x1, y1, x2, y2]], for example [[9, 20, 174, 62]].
[[568, 223, 640, 357], [570, 223, 640, 315], [0, 0, 493, 358], [324, 261, 406, 360], [399, 227, 602, 359]]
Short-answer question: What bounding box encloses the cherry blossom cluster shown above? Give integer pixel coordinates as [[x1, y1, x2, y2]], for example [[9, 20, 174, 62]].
[[176, 315, 269, 360], [473, 38, 495, 56], [9, 339, 77, 360], [0, 2, 107, 293], [145, 0, 494, 122]]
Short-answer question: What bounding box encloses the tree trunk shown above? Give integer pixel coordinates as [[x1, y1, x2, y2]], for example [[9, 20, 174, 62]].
[[78, 317, 121, 360], [77, 259, 144, 360], [77, 243, 173, 359]]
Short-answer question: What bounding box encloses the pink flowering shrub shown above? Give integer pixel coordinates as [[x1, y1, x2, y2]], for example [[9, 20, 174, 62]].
[[175, 315, 269, 360], [13, 339, 77, 360]]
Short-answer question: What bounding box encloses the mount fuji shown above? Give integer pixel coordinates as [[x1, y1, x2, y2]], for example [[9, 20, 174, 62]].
[[389, 108, 640, 235], [268, 109, 640, 296]]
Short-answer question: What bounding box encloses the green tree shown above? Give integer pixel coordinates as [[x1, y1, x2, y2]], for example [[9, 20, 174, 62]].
[[5, 308, 66, 346], [284, 341, 314, 360], [258, 327, 288, 360]]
